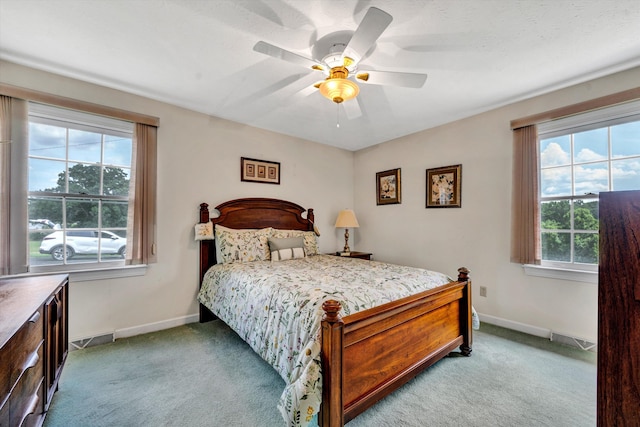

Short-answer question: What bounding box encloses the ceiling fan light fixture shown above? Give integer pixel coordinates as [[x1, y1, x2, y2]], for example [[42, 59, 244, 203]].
[[319, 78, 359, 104], [319, 66, 359, 103]]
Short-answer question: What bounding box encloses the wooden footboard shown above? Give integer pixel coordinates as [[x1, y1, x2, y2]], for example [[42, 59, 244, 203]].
[[320, 277, 472, 426], [198, 199, 472, 427]]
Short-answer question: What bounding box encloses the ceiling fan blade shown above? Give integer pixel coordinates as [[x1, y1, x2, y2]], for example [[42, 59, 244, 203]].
[[342, 7, 393, 65], [356, 69, 427, 88], [343, 97, 363, 120], [253, 41, 323, 71]]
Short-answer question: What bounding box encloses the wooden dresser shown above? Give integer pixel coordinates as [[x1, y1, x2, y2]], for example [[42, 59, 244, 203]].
[[597, 190, 640, 426], [0, 274, 69, 427]]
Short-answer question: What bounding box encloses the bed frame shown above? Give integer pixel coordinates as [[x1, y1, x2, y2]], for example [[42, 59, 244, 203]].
[[198, 198, 472, 427]]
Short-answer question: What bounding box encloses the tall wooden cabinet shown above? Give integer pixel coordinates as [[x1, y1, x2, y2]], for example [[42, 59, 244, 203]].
[[597, 190, 640, 426], [0, 274, 69, 427]]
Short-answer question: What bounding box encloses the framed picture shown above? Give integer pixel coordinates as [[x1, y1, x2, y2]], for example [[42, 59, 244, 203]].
[[426, 164, 462, 208], [241, 157, 280, 185], [376, 168, 401, 205]]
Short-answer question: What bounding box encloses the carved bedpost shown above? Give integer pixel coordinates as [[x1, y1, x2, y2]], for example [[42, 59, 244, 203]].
[[457, 267, 473, 356], [320, 300, 344, 427], [457, 266, 470, 282], [198, 203, 216, 323], [199, 203, 210, 223]]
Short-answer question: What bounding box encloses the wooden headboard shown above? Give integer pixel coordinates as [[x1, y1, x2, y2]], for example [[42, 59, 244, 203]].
[[198, 198, 315, 321]]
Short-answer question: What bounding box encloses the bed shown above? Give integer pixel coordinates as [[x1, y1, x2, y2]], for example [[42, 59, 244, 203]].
[[197, 198, 473, 427]]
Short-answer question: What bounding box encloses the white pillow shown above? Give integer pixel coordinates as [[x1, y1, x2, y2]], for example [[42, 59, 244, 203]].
[[271, 229, 318, 256], [268, 237, 306, 261], [215, 225, 272, 264]]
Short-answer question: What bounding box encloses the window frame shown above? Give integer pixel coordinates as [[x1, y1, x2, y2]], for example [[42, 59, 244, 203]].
[[0, 83, 158, 280], [27, 102, 134, 273], [533, 99, 640, 276]]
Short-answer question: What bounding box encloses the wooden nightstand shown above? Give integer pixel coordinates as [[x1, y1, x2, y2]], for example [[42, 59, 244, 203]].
[[332, 251, 372, 260]]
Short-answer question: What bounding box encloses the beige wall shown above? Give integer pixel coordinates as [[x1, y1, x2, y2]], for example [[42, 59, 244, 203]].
[[354, 66, 640, 342], [1, 60, 354, 340], [3, 59, 639, 344]]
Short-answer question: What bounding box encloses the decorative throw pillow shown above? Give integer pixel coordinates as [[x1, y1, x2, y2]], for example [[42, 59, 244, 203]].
[[194, 222, 214, 240], [268, 237, 306, 261], [215, 225, 272, 264], [271, 229, 319, 256]]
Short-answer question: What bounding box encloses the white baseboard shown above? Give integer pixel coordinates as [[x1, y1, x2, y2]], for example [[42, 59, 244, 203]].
[[478, 313, 552, 339], [114, 313, 200, 339]]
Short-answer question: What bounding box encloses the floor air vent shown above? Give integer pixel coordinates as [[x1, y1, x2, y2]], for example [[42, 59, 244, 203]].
[[70, 333, 115, 351], [550, 332, 597, 352]]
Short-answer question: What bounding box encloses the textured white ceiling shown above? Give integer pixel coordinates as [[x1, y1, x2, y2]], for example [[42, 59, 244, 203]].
[[1, 0, 639, 151]]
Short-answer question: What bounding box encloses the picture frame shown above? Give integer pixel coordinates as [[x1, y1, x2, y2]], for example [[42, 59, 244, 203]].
[[426, 164, 462, 208], [241, 157, 280, 185], [376, 168, 401, 205]]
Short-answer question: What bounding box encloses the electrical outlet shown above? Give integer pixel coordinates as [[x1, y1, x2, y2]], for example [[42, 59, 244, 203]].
[[479, 286, 487, 297]]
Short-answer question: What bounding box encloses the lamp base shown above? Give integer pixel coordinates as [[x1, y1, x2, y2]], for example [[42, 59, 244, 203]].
[[343, 228, 350, 253]]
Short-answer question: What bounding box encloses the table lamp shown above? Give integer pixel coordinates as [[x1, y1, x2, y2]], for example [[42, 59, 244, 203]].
[[335, 209, 359, 254]]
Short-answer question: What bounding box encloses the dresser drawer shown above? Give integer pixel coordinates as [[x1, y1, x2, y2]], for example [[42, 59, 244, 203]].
[[0, 398, 8, 427], [9, 342, 44, 427], [0, 344, 9, 410], [0, 274, 68, 427], [9, 308, 44, 386], [13, 380, 44, 427]]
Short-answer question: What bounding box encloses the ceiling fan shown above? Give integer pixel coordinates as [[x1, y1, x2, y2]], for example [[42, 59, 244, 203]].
[[253, 7, 428, 105]]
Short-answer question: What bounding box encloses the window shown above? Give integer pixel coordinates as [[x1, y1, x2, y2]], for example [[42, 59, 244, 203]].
[[537, 101, 640, 271], [1, 88, 157, 278], [28, 103, 133, 271]]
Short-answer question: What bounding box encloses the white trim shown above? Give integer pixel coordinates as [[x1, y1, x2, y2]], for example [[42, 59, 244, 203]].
[[114, 313, 200, 339], [2, 264, 148, 281], [69, 264, 147, 282], [523, 264, 597, 283], [478, 313, 551, 338]]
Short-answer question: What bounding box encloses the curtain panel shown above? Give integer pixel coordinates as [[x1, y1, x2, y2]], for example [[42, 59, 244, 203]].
[[126, 123, 158, 265], [510, 124, 541, 265], [0, 95, 11, 275], [0, 95, 29, 275]]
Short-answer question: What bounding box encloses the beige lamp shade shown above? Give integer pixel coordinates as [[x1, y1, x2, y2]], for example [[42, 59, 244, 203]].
[[335, 209, 359, 253], [335, 209, 359, 228]]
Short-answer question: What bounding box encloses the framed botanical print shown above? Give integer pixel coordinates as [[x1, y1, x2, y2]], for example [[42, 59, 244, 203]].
[[376, 168, 401, 205], [426, 164, 462, 208], [241, 157, 280, 184]]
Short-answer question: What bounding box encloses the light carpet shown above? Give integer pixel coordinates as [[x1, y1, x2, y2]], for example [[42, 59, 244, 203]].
[[44, 321, 596, 427]]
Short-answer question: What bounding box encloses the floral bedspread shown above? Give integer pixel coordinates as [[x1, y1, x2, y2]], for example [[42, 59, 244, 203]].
[[197, 255, 459, 427]]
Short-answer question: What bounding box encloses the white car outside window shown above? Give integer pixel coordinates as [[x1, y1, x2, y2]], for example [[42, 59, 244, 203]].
[[39, 230, 127, 261]]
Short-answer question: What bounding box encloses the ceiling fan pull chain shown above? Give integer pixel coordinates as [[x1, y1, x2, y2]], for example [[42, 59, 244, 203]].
[[336, 103, 340, 128]]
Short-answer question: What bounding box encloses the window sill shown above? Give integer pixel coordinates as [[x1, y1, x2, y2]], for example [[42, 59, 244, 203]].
[[523, 264, 597, 284], [68, 264, 148, 282], [7, 264, 147, 282]]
